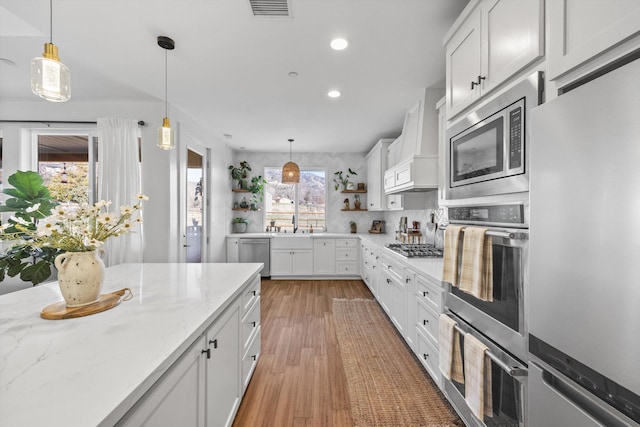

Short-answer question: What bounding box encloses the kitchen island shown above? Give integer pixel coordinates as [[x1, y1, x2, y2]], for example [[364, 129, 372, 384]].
[[0, 262, 263, 427]]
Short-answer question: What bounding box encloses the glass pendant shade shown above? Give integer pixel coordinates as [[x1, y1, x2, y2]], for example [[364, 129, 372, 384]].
[[31, 43, 70, 102], [282, 161, 300, 183], [157, 117, 175, 150]]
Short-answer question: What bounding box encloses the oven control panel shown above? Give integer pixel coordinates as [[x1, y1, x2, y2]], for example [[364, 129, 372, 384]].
[[448, 204, 525, 226]]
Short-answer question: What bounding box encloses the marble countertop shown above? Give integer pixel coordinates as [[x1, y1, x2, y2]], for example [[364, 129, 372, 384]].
[[0, 262, 263, 427]]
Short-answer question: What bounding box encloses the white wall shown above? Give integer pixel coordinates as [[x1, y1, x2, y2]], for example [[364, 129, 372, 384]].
[[231, 151, 388, 234], [0, 98, 233, 264]]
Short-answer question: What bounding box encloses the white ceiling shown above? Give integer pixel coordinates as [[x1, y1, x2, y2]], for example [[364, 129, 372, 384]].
[[0, 0, 468, 154]]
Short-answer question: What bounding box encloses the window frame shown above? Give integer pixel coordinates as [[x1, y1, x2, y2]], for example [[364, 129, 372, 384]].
[[263, 166, 328, 232]]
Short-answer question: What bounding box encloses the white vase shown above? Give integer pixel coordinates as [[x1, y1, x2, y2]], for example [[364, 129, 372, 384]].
[[54, 251, 105, 307]]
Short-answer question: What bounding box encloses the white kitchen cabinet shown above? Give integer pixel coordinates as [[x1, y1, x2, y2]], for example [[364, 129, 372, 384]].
[[547, 0, 640, 81], [413, 271, 444, 389], [436, 96, 447, 205], [205, 301, 241, 427], [117, 337, 206, 427], [313, 239, 336, 275], [271, 249, 313, 276], [226, 237, 239, 263], [118, 277, 257, 427], [335, 238, 359, 276], [380, 254, 407, 338], [360, 242, 380, 298], [365, 139, 394, 211], [445, 0, 543, 119]]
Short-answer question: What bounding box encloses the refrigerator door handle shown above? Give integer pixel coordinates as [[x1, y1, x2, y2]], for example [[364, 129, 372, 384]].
[[534, 361, 636, 427]]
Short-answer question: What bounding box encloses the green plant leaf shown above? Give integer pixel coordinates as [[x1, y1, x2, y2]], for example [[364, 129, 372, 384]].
[[20, 261, 52, 285], [7, 170, 49, 199]]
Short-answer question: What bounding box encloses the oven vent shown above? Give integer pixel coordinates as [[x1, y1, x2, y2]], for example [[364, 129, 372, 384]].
[[248, 0, 290, 17]]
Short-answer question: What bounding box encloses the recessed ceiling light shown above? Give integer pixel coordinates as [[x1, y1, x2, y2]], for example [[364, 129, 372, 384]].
[[288, 71, 299, 78], [328, 90, 341, 98], [330, 38, 349, 51]]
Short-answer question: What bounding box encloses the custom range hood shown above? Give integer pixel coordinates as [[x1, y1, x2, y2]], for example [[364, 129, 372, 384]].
[[384, 88, 442, 195]]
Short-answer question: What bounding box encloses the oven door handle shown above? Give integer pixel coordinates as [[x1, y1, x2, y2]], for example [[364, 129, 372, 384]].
[[452, 323, 528, 378], [440, 225, 528, 240]]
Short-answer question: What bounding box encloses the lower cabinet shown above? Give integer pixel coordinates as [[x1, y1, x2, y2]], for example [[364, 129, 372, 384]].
[[380, 254, 407, 337], [313, 239, 336, 275], [271, 249, 313, 276], [117, 275, 260, 427]]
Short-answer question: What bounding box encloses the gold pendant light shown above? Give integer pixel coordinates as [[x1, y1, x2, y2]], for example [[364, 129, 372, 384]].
[[282, 138, 300, 183], [31, 0, 70, 102], [157, 36, 175, 150]]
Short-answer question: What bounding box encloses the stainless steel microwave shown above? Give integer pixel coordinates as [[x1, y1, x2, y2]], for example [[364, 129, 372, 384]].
[[444, 72, 543, 201]]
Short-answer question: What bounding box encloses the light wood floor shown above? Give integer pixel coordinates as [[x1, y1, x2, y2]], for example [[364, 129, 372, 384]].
[[232, 279, 383, 427]]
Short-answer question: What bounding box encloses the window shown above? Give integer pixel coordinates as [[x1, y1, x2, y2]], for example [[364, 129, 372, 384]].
[[264, 167, 326, 232], [37, 134, 96, 207]]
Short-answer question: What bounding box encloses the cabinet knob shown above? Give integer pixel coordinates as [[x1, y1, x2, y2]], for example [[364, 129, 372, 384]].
[[386, 278, 391, 284], [251, 321, 257, 327], [209, 339, 218, 349], [252, 290, 257, 296], [423, 291, 429, 297], [202, 348, 211, 359], [423, 319, 429, 325], [252, 355, 257, 361], [406, 277, 410, 283], [423, 353, 429, 360]]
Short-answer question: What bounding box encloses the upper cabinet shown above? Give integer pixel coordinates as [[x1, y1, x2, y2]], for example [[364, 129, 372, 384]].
[[445, 0, 544, 120], [365, 139, 394, 211], [547, 0, 640, 82]]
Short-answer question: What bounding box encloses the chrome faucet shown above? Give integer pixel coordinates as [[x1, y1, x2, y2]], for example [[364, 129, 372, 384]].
[[292, 214, 297, 233]]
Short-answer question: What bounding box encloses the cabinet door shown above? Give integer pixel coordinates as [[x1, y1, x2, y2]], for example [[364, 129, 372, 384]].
[[117, 337, 206, 427], [292, 250, 313, 275], [313, 240, 336, 275], [548, 0, 640, 80], [481, 0, 543, 93], [446, 10, 482, 119], [270, 250, 292, 276], [205, 302, 241, 427], [226, 238, 239, 263], [366, 145, 383, 211]]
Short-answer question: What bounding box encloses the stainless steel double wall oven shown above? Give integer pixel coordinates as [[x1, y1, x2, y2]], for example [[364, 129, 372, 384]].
[[440, 72, 543, 427]]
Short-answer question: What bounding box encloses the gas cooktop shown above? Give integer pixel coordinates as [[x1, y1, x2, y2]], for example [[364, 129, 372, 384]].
[[385, 243, 443, 258]]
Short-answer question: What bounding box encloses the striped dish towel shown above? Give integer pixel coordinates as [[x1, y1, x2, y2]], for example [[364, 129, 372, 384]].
[[459, 227, 493, 301], [442, 225, 464, 287], [438, 314, 464, 383], [464, 333, 493, 420]]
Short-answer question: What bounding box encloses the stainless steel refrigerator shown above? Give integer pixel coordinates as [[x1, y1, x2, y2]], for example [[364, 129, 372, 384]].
[[528, 56, 640, 426]]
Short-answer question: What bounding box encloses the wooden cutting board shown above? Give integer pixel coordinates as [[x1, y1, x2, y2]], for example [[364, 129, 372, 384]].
[[40, 288, 132, 320]]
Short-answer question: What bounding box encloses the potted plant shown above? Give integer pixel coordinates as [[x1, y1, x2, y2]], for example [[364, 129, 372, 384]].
[[228, 161, 252, 189], [233, 217, 250, 233], [333, 168, 358, 191], [248, 175, 267, 210], [349, 221, 357, 234], [0, 170, 147, 305]]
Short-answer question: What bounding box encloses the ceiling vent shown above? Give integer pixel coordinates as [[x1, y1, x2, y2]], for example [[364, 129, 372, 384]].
[[248, 0, 290, 17]]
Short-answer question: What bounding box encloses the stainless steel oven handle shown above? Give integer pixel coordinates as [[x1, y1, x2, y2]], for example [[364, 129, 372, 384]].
[[440, 225, 528, 240], [452, 323, 528, 377]]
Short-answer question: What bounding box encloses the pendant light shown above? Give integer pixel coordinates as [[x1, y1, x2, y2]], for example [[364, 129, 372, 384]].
[[282, 138, 300, 183], [157, 36, 175, 150], [31, 0, 70, 102]]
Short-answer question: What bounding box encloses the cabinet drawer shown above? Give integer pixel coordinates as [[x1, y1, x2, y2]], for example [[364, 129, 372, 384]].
[[336, 239, 358, 248], [416, 328, 441, 388], [336, 247, 357, 261], [336, 262, 358, 275], [241, 275, 261, 316], [242, 326, 260, 392], [383, 169, 396, 190], [380, 254, 403, 283], [415, 275, 441, 313], [241, 298, 260, 351], [416, 299, 439, 345]]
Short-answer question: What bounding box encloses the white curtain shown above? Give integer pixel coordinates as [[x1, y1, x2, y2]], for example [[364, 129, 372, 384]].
[[97, 118, 143, 266]]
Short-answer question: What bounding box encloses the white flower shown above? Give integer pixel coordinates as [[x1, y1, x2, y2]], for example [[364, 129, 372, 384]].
[[94, 200, 111, 209], [0, 223, 10, 232], [120, 205, 133, 215], [136, 193, 149, 201], [97, 212, 117, 225], [53, 208, 68, 218], [25, 203, 41, 213], [36, 219, 60, 237]]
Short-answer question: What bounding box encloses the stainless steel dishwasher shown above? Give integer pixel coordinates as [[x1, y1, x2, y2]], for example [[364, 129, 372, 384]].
[[238, 238, 270, 278]]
